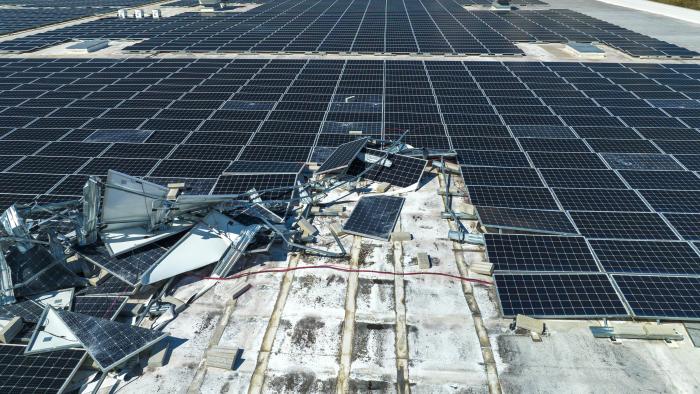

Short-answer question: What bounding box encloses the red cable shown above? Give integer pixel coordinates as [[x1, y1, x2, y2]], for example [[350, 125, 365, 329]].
[[201, 264, 492, 286]]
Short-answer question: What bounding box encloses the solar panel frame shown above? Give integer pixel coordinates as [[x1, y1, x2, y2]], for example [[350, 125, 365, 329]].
[[494, 272, 629, 318], [343, 195, 405, 241]]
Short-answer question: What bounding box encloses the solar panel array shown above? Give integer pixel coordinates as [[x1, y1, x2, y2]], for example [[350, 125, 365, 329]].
[[0, 5, 696, 58], [0, 0, 161, 37], [0, 57, 698, 319]]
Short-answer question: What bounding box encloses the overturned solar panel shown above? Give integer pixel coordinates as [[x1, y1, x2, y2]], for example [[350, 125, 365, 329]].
[[347, 148, 427, 188], [29, 288, 74, 310], [101, 170, 194, 256], [343, 195, 405, 241], [141, 211, 261, 285], [26, 307, 81, 355], [316, 137, 369, 175], [34, 308, 166, 371]]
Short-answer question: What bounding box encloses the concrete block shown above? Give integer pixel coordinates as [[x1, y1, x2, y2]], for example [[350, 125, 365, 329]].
[[297, 218, 319, 236], [516, 314, 544, 335], [417, 253, 430, 269], [0, 317, 23, 343], [148, 338, 171, 367], [470, 262, 493, 276], [375, 182, 391, 193], [390, 231, 412, 242], [206, 346, 242, 370], [329, 223, 345, 236]]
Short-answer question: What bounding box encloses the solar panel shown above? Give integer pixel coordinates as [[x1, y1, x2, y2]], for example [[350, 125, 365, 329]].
[[0, 344, 86, 394], [553, 188, 650, 212], [485, 234, 599, 272], [460, 166, 544, 187], [346, 149, 426, 188], [0, 299, 44, 323], [77, 242, 170, 286], [494, 273, 628, 318], [639, 190, 700, 213], [7, 246, 86, 298], [73, 296, 128, 320], [468, 186, 559, 210], [476, 206, 578, 235], [53, 308, 167, 372], [569, 211, 678, 240], [343, 195, 405, 241], [613, 275, 700, 320], [589, 240, 700, 275], [617, 170, 700, 190], [224, 161, 305, 175], [212, 173, 299, 200], [76, 275, 135, 296], [315, 137, 368, 175], [664, 213, 700, 241], [601, 153, 683, 170]]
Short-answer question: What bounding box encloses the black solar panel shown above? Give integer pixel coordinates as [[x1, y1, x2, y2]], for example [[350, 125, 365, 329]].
[[343, 195, 404, 241], [73, 295, 128, 320], [213, 173, 299, 200], [316, 137, 368, 175], [569, 211, 678, 240], [494, 273, 628, 318], [468, 186, 559, 210], [346, 149, 426, 188], [613, 275, 700, 320], [0, 300, 44, 323], [476, 206, 577, 235], [553, 188, 650, 212], [664, 213, 700, 241], [0, 344, 86, 394], [77, 241, 171, 286], [589, 240, 700, 275], [53, 308, 166, 371], [485, 234, 598, 272]]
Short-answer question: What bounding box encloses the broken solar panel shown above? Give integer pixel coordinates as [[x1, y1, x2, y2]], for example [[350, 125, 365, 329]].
[[494, 273, 628, 318], [0, 344, 86, 394], [7, 246, 86, 297], [73, 296, 127, 320], [75, 275, 135, 296], [589, 240, 700, 275], [316, 137, 368, 175], [613, 275, 700, 320], [343, 195, 404, 241], [346, 149, 426, 188], [476, 206, 577, 235], [52, 308, 167, 371], [0, 299, 43, 323], [485, 234, 599, 272], [76, 241, 171, 286]]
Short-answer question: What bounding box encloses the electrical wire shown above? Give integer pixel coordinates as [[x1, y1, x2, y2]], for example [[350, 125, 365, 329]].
[[200, 263, 493, 286]]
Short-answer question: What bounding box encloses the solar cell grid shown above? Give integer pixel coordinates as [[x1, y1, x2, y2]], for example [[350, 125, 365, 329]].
[[343, 195, 405, 241], [468, 186, 559, 210], [613, 275, 700, 320], [589, 239, 700, 275], [494, 273, 628, 318], [0, 345, 86, 394], [485, 234, 599, 272], [476, 206, 578, 235]]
